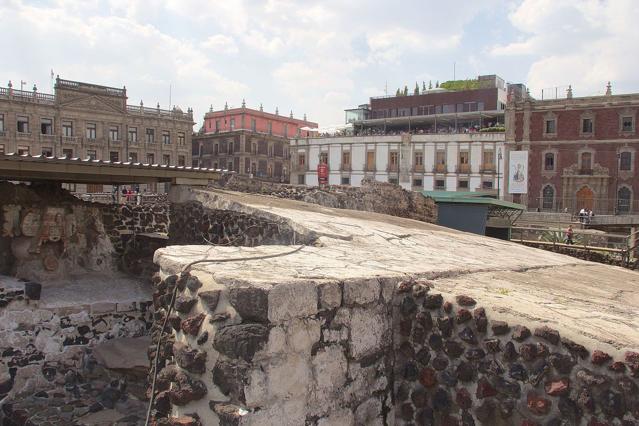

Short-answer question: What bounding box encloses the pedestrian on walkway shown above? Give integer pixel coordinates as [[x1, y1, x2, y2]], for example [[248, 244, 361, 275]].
[[565, 225, 574, 245]]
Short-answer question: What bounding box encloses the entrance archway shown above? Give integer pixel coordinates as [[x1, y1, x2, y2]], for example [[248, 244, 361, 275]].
[[576, 186, 594, 211]]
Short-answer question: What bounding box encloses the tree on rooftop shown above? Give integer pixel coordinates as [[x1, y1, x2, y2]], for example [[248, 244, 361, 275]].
[[414, 82, 420, 95], [403, 85, 408, 96], [435, 81, 439, 88], [429, 80, 433, 90], [422, 81, 426, 91], [396, 88, 401, 96]]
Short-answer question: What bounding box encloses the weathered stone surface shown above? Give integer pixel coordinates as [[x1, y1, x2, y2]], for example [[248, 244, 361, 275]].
[[458, 327, 477, 344], [456, 295, 476, 306], [169, 372, 207, 405], [213, 324, 269, 362], [349, 307, 389, 359], [591, 350, 612, 365], [343, 278, 379, 305], [456, 308, 472, 323], [199, 290, 222, 313], [229, 286, 269, 322], [431, 387, 450, 411], [432, 355, 449, 371], [168, 415, 202, 426], [534, 326, 560, 345], [545, 378, 570, 396], [491, 320, 510, 335], [354, 397, 382, 425], [419, 367, 437, 388], [548, 352, 576, 374], [212, 359, 249, 400], [558, 397, 582, 424], [484, 339, 501, 353], [268, 282, 318, 323], [210, 402, 245, 426], [474, 400, 495, 423], [456, 388, 473, 410], [561, 338, 589, 359], [181, 313, 205, 336], [476, 377, 497, 399], [444, 340, 464, 358], [527, 392, 551, 415], [512, 325, 531, 342], [173, 342, 207, 374], [318, 281, 342, 310], [174, 295, 198, 314], [423, 294, 443, 309]]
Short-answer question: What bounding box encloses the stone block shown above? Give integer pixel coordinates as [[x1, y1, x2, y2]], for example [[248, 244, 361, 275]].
[[318, 281, 342, 310], [354, 397, 383, 426], [312, 345, 347, 397], [317, 408, 355, 426], [116, 302, 136, 312], [229, 286, 269, 322], [267, 355, 311, 399], [90, 302, 116, 314], [199, 290, 222, 313], [343, 278, 379, 306], [213, 324, 270, 362], [286, 318, 321, 353], [268, 282, 318, 323], [349, 307, 389, 360]]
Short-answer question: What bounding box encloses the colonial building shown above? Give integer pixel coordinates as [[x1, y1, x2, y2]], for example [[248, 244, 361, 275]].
[[192, 102, 317, 182], [505, 84, 639, 214], [292, 75, 516, 196], [0, 77, 194, 192]]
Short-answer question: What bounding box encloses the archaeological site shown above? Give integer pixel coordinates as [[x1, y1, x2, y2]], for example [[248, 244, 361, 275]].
[[1, 177, 638, 426]]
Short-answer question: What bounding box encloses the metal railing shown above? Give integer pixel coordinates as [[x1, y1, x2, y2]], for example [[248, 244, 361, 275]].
[[0, 87, 56, 104]]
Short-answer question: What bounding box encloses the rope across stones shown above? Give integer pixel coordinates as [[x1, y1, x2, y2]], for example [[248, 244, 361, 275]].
[[144, 245, 305, 426]]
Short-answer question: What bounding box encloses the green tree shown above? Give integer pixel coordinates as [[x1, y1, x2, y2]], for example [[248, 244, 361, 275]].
[[428, 80, 432, 90], [414, 82, 420, 95], [403, 85, 408, 96], [422, 81, 426, 91], [396, 88, 401, 96], [435, 80, 439, 88]]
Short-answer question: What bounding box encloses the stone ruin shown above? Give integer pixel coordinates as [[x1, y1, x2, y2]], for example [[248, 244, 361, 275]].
[[1, 180, 638, 426]]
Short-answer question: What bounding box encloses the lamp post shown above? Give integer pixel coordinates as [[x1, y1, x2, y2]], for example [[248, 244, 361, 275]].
[[497, 147, 503, 200]]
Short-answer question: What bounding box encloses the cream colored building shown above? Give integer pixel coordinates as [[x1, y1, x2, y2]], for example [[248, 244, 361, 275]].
[[0, 77, 193, 192]]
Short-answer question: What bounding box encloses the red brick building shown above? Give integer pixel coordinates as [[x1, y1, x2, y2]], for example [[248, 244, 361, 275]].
[[192, 102, 317, 181], [505, 84, 639, 214]]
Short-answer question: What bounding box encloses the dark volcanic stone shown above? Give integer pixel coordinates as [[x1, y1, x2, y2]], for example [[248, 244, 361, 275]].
[[465, 348, 486, 361], [399, 402, 414, 421], [473, 308, 487, 332], [210, 402, 244, 426], [520, 343, 538, 361], [213, 324, 269, 362], [416, 348, 431, 365], [499, 399, 516, 419], [484, 339, 501, 353], [474, 400, 495, 423], [168, 314, 181, 331], [608, 361, 625, 373], [437, 317, 453, 338], [415, 408, 434, 425], [196, 330, 209, 345], [173, 342, 207, 374], [404, 361, 419, 381], [429, 333, 443, 351], [456, 388, 473, 410], [458, 327, 477, 345], [599, 390, 624, 418], [416, 311, 433, 332], [174, 295, 198, 314], [502, 341, 518, 362], [558, 397, 582, 424], [548, 353, 576, 374], [534, 326, 560, 345], [529, 359, 550, 386], [456, 295, 476, 306], [199, 290, 222, 313], [512, 325, 531, 342], [478, 359, 504, 376], [561, 338, 589, 359], [493, 376, 520, 398], [185, 276, 202, 292], [440, 370, 457, 387], [424, 294, 443, 309], [181, 313, 206, 336], [212, 359, 249, 400], [419, 367, 438, 387], [491, 320, 510, 335], [443, 301, 453, 313], [412, 325, 426, 344], [591, 350, 612, 365], [476, 377, 497, 399], [456, 361, 475, 382], [509, 363, 528, 381], [444, 340, 464, 358], [456, 309, 472, 324], [577, 387, 596, 412], [576, 369, 608, 386], [432, 355, 449, 371], [411, 387, 428, 408], [527, 392, 552, 415], [431, 387, 451, 411], [399, 341, 415, 359], [400, 295, 417, 316], [460, 410, 475, 426]]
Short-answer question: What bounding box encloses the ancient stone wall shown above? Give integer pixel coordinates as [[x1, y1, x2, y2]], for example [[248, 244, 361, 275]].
[[215, 175, 437, 223], [169, 201, 308, 247], [148, 268, 639, 426]]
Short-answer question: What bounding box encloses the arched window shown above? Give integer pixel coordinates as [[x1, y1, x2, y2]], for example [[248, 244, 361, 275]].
[[617, 187, 632, 214], [542, 185, 554, 210], [544, 152, 555, 171], [619, 151, 632, 171]]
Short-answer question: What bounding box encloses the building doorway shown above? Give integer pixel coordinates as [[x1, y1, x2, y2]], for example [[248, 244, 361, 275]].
[[576, 186, 594, 211]]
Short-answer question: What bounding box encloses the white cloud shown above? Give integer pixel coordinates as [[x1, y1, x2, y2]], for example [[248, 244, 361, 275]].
[[367, 29, 461, 63], [201, 35, 239, 54]]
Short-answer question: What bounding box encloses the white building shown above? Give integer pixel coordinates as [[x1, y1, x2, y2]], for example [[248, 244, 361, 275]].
[[290, 132, 506, 197]]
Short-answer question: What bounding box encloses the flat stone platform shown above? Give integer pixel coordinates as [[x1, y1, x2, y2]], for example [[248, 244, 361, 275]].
[[157, 187, 639, 356]]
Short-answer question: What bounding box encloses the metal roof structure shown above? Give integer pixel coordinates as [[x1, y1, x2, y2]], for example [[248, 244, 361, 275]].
[[0, 153, 225, 185], [422, 190, 525, 224]]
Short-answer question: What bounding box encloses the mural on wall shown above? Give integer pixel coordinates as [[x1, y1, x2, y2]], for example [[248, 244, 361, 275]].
[[508, 150, 528, 194]]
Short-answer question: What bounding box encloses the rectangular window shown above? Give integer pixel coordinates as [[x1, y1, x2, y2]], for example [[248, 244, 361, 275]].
[[62, 148, 73, 159], [62, 121, 73, 137], [459, 151, 469, 164], [390, 151, 399, 166], [109, 151, 119, 162], [17, 146, 30, 155], [40, 118, 53, 135], [17, 115, 29, 133], [215, 120, 220, 132], [482, 180, 494, 189], [436, 150, 446, 165], [227, 161, 233, 171], [109, 126, 119, 141], [86, 123, 96, 139], [620, 152, 632, 171], [582, 118, 593, 133], [178, 155, 186, 167], [414, 151, 423, 166], [147, 153, 155, 164], [297, 174, 305, 185], [87, 149, 97, 160], [622, 116, 634, 132], [0, 114, 4, 132], [545, 119, 556, 134], [413, 178, 423, 187], [163, 154, 171, 165], [162, 131, 170, 145], [544, 153, 555, 171], [0, 144, 5, 155], [458, 180, 469, 189], [128, 127, 137, 142], [268, 122, 272, 134], [230, 118, 235, 130], [298, 153, 306, 166], [41, 147, 53, 157], [435, 179, 445, 190], [483, 150, 494, 167], [129, 152, 138, 163], [251, 119, 257, 132], [146, 128, 155, 143], [366, 151, 375, 171], [177, 132, 185, 146], [389, 177, 399, 185], [319, 152, 328, 164], [341, 176, 351, 185], [342, 151, 351, 169]]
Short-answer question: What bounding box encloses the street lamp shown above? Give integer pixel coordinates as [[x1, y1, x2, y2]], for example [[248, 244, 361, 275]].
[[497, 147, 503, 200]]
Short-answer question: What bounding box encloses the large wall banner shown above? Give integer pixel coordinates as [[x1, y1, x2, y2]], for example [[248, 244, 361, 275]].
[[508, 150, 528, 194]]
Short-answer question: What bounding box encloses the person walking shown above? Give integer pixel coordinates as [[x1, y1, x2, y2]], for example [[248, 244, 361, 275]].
[[565, 225, 574, 245]]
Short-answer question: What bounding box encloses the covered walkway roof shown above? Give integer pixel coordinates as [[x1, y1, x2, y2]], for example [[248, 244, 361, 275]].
[[422, 190, 525, 222]]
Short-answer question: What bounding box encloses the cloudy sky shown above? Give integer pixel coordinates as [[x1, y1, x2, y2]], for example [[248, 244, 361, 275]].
[[2, 0, 638, 128]]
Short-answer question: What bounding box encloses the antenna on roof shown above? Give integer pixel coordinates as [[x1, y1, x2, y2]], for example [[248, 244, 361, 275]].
[[453, 62, 456, 80]]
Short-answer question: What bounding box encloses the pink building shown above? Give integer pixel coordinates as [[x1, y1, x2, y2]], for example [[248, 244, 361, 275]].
[[193, 102, 318, 181]]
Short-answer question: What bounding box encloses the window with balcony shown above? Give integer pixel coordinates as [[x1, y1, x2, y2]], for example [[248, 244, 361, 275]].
[[109, 151, 119, 162], [147, 153, 155, 164], [342, 151, 351, 170], [17, 146, 30, 155], [129, 127, 137, 143], [458, 151, 469, 173], [435, 150, 446, 173], [178, 155, 185, 166], [163, 154, 171, 165], [414, 151, 423, 169], [617, 186, 632, 214], [483, 150, 494, 171], [162, 131, 171, 145], [17, 116, 29, 133], [62, 121, 73, 137], [621, 116, 635, 132], [620, 151, 632, 171], [146, 128, 155, 144], [319, 152, 328, 164], [366, 151, 375, 171], [435, 179, 445, 190], [109, 126, 120, 141], [86, 123, 97, 140], [87, 150, 97, 160], [129, 152, 138, 163], [178, 132, 185, 146], [544, 152, 555, 171], [62, 149, 73, 159], [389, 151, 399, 171], [41, 147, 53, 157], [544, 118, 556, 135], [582, 118, 593, 134], [40, 118, 53, 135]]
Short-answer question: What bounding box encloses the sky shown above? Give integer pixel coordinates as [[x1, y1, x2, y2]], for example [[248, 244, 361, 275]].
[[2, 0, 638, 129]]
